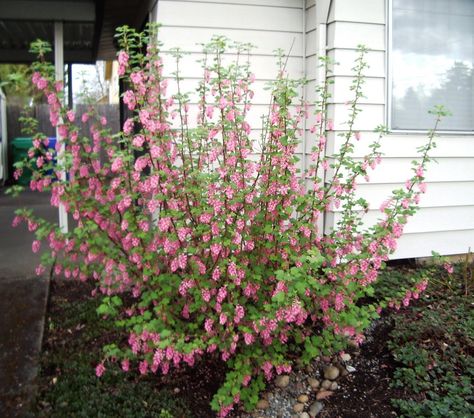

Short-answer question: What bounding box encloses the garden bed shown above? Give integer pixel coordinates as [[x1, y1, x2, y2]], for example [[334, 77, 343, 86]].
[[33, 264, 473, 417]]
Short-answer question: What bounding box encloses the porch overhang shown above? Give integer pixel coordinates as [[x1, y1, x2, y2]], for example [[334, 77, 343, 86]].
[[0, 0, 155, 64]]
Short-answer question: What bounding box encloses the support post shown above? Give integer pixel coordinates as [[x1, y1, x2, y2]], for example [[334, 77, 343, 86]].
[[67, 63, 73, 108], [54, 21, 69, 233]]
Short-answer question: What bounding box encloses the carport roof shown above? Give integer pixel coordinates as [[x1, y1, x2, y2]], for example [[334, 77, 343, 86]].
[[0, 0, 155, 63]]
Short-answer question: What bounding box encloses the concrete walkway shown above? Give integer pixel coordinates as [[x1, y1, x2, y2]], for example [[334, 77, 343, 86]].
[[0, 189, 56, 417]]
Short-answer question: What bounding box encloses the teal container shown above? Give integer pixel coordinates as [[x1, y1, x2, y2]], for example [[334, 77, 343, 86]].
[[11, 137, 33, 186]]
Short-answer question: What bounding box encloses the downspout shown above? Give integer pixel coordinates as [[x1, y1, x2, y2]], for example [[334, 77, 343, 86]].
[[54, 21, 69, 233], [316, 0, 332, 235], [301, 0, 307, 184]]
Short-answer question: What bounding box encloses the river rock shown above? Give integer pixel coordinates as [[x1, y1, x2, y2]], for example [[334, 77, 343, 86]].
[[309, 401, 324, 417], [316, 390, 334, 400], [323, 365, 340, 380], [256, 399, 270, 410], [293, 403, 305, 413], [340, 353, 351, 362], [330, 381, 338, 390], [308, 377, 320, 389], [275, 374, 290, 388], [297, 394, 309, 403], [321, 379, 332, 389], [300, 413, 311, 418], [346, 365, 356, 373]]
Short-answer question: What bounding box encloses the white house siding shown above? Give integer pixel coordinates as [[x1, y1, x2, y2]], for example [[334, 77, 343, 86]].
[[324, 0, 474, 258], [150, 0, 474, 259], [153, 0, 305, 159]]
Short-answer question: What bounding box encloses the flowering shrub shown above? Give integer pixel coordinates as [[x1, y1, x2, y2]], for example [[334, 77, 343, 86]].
[[13, 26, 449, 416]]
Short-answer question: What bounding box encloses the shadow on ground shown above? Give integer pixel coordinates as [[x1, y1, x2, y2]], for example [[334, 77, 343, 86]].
[[0, 189, 55, 417]]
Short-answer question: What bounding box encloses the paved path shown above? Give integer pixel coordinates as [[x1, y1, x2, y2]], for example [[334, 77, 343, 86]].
[[0, 190, 56, 417]]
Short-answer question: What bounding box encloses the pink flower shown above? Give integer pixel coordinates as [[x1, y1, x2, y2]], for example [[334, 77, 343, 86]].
[[95, 363, 106, 377], [12, 216, 22, 227], [111, 157, 123, 173], [204, 318, 214, 333], [32, 240, 41, 253], [123, 90, 136, 110], [334, 293, 345, 311], [226, 110, 236, 122], [132, 135, 145, 147], [202, 288, 211, 302], [444, 262, 454, 274], [35, 264, 46, 276], [123, 118, 134, 135], [234, 305, 245, 323], [66, 110, 75, 122], [139, 360, 148, 375], [205, 105, 214, 119], [118, 50, 129, 67], [37, 77, 48, 90], [243, 333, 254, 345], [121, 359, 130, 371]]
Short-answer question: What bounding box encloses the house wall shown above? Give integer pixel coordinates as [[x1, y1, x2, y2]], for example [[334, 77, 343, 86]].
[[153, 0, 304, 140], [324, 0, 474, 258], [151, 0, 474, 259]]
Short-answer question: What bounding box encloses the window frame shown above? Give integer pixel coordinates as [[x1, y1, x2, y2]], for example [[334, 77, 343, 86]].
[[386, 0, 474, 135]]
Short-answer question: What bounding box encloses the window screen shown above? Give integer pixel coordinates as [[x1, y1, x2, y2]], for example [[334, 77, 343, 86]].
[[391, 0, 473, 131]]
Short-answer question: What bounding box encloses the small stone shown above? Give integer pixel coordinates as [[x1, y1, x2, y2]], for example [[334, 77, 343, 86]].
[[308, 377, 320, 389], [275, 374, 290, 388], [346, 365, 356, 373], [298, 394, 309, 403], [293, 403, 305, 413], [256, 399, 270, 410], [295, 381, 305, 393], [306, 364, 314, 373], [300, 413, 311, 418], [321, 356, 331, 362], [316, 390, 334, 400], [330, 381, 338, 390], [321, 379, 332, 389], [173, 387, 180, 394], [309, 401, 324, 417], [340, 353, 351, 362], [324, 365, 340, 380]]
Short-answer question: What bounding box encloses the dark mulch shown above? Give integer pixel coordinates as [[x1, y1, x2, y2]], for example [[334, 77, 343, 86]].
[[36, 267, 472, 418], [34, 279, 228, 418], [319, 318, 400, 418]]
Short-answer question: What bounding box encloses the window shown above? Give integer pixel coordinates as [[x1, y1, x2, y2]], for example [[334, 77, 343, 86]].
[[389, 0, 473, 131]]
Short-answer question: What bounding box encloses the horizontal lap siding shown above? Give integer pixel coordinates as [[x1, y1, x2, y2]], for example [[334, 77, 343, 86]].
[[303, 0, 317, 161], [326, 0, 474, 258], [155, 0, 305, 163]]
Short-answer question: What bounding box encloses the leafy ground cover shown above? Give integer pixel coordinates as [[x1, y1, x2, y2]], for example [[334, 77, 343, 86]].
[[385, 264, 474, 417], [33, 262, 473, 417]]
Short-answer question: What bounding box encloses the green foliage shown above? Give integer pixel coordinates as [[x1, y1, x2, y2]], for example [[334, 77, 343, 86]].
[[35, 287, 189, 418], [19, 24, 449, 416], [384, 266, 474, 417]]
